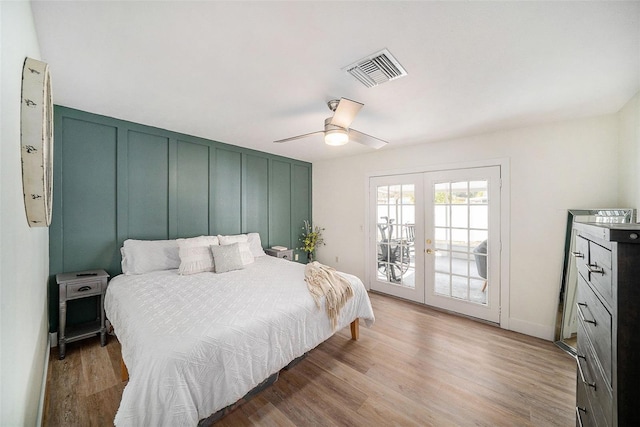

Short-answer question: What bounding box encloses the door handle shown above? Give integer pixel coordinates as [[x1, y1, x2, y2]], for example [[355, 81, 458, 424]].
[[426, 249, 433, 254]]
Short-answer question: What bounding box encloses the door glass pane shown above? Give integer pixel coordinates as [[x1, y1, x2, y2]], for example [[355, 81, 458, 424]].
[[377, 186, 388, 203], [434, 272, 450, 296], [451, 205, 468, 228], [434, 205, 448, 227], [451, 182, 468, 204], [434, 183, 449, 204], [469, 205, 488, 229], [451, 275, 468, 299]]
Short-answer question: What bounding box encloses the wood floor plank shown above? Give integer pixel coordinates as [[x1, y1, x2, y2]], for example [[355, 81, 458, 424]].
[[80, 338, 119, 396], [248, 401, 298, 427], [43, 292, 576, 426], [44, 345, 89, 426]]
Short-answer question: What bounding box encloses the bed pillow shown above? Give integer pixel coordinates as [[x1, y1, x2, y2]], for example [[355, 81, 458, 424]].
[[218, 234, 254, 265], [121, 239, 180, 275], [177, 235, 219, 275], [210, 243, 244, 273], [247, 232, 267, 257]]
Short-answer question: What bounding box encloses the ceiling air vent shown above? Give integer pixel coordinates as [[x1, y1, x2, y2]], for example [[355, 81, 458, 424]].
[[343, 48, 407, 88]]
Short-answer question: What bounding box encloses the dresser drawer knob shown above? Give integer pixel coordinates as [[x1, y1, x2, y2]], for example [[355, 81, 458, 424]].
[[77, 285, 92, 292], [571, 251, 584, 258]]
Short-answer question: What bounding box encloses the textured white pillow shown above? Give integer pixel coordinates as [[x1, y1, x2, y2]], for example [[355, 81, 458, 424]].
[[247, 232, 267, 257], [177, 235, 219, 275], [218, 234, 248, 245], [210, 243, 244, 273], [121, 239, 180, 275], [218, 234, 254, 265]]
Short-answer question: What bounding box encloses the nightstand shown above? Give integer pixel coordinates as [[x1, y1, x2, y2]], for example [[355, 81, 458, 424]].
[[56, 269, 109, 359], [265, 248, 294, 260]]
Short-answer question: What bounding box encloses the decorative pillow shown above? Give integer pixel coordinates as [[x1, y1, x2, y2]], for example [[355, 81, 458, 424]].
[[121, 239, 180, 275], [218, 234, 255, 265], [210, 243, 244, 273], [247, 232, 267, 257], [176, 235, 219, 275]]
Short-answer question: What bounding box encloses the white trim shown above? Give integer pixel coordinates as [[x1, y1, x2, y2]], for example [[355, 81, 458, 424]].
[[364, 157, 511, 330], [37, 334, 51, 427], [508, 317, 555, 341], [499, 160, 511, 331]]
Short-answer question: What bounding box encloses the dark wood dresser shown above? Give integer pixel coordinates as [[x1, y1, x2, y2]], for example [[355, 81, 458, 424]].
[[573, 222, 640, 426]]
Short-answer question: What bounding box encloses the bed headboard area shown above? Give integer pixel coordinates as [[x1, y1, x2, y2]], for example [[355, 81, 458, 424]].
[[49, 106, 311, 332]]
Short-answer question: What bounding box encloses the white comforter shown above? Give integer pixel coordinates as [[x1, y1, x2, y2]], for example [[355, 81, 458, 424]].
[[105, 256, 375, 426]]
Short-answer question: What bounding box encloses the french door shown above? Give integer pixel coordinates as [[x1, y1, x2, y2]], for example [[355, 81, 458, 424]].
[[369, 166, 501, 323]]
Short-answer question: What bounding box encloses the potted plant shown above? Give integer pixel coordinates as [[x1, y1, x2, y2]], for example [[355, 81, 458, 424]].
[[299, 220, 325, 263]]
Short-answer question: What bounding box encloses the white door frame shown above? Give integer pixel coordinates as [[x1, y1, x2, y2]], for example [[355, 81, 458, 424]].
[[364, 158, 511, 330]]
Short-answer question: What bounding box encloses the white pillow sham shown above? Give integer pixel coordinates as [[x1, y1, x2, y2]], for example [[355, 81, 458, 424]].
[[247, 232, 267, 257], [121, 239, 180, 275], [177, 235, 219, 275]]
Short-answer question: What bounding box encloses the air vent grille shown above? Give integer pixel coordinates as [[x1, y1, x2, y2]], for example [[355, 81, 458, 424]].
[[343, 49, 407, 88]]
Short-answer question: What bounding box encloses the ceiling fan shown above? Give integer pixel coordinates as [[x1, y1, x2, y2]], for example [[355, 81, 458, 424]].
[[274, 98, 388, 149]]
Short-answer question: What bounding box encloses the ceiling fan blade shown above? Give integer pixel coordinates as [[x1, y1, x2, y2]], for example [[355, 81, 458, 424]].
[[348, 129, 389, 149], [330, 98, 363, 129], [273, 131, 324, 143]]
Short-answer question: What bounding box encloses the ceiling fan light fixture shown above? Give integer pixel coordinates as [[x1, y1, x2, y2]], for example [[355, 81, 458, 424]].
[[324, 129, 349, 146]]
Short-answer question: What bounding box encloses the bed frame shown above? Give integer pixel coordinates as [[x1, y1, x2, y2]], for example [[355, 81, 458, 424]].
[[120, 318, 359, 382]]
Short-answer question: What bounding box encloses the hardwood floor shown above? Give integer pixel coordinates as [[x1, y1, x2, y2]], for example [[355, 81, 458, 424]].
[[43, 292, 576, 426]]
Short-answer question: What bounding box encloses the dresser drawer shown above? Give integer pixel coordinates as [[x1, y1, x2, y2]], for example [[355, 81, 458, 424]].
[[66, 280, 103, 299], [588, 241, 613, 305], [576, 236, 613, 306], [577, 276, 612, 386], [577, 321, 613, 427], [576, 378, 596, 427]]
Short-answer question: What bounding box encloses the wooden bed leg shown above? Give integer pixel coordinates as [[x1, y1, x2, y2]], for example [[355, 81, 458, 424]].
[[121, 356, 129, 382], [350, 318, 359, 341]]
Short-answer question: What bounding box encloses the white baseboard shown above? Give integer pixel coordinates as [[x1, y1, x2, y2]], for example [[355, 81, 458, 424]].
[[37, 335, 51, 426], [508, 317, 555, 341], [49, 332, 57, 348]]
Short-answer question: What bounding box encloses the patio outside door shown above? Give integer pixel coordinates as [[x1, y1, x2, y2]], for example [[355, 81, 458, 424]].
[[369, 166, 501, 323]]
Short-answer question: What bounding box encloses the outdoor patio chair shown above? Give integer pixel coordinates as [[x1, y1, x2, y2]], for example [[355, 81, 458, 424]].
[[473, 240, 488, 292]]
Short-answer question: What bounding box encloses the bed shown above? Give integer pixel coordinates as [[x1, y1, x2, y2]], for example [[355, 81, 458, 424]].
[[104, 234, 375, 426]]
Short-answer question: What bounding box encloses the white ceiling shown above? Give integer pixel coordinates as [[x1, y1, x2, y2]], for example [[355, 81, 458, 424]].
[[31, 1, 640, 163]]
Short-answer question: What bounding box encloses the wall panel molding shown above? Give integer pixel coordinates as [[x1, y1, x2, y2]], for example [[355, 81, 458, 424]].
[[49, 106, 311, 331]]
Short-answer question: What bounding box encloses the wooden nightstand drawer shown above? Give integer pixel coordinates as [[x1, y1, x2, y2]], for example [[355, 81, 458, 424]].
[[265, 248, 294, 260], [67, 280, 103, 298]]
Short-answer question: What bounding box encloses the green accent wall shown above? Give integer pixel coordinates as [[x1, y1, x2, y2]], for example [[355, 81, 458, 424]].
[[49, 106, 312, 332]]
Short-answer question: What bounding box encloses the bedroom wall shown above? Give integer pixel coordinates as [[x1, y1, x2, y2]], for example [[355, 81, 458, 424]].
[[618, 91, 640, 211], [0, 2, 50, 425], [312, 115, 620, 340], [49, 106, 311, 332]]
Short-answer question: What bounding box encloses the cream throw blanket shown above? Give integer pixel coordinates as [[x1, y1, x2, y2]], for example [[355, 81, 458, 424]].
[[304, 261, 354, 330]]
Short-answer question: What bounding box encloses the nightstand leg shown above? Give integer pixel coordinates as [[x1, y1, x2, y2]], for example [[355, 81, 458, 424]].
[[59, 301, 66, 359], [100, 293, 107, 346]]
